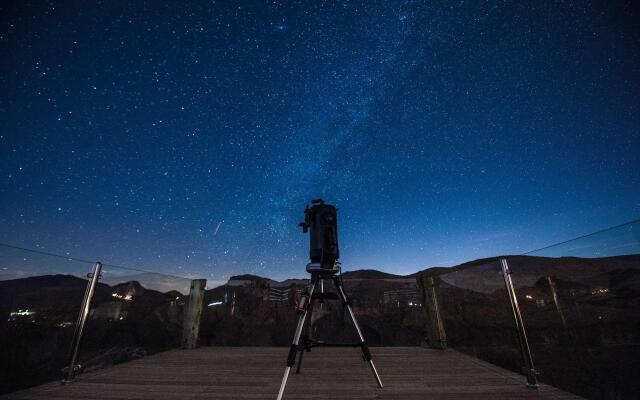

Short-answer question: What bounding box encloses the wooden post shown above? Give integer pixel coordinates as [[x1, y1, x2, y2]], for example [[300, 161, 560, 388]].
[[182, 279, 206, 349], [416, 275, 447, 350]]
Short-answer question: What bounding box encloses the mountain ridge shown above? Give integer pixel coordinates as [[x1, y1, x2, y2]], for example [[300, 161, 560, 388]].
[[228, 254, 640, 286]]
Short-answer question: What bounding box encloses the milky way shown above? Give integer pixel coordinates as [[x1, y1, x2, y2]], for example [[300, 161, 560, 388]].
[[1, 1, 638, 283]]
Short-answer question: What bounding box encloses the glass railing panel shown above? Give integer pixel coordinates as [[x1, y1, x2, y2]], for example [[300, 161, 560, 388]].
[[508, 220, 640, 399], [200, 277, 295, 346], [0, 244, 96, 394], [341, 275, 425, 346], [436, 259, 522, 371], [78, 264, 192, 374], [199, 274, 425, 347]]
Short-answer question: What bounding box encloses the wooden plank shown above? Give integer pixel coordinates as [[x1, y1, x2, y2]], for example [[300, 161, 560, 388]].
[[2, 347, 582, 400]]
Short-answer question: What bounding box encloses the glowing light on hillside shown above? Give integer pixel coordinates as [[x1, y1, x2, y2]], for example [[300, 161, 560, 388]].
[[112, 293, 133, 301], [10, 309, 35, 316]]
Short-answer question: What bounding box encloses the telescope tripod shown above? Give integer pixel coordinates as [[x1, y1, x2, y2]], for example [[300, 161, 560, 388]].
[[276, 272, 383, 400]]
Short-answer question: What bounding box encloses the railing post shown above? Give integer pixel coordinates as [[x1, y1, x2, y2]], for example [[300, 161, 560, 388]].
[[428, 276, 447, 350], [547, 276, 568, 330], [182, 279, 207, 349], [417, 275, 447, 350], [62, 261, 102, 383], [500, 258, 538, 388]]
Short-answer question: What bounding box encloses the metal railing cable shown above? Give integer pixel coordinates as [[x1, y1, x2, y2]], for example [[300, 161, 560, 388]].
[[521, 218, 639, 256], [0, 241, 187, 278]]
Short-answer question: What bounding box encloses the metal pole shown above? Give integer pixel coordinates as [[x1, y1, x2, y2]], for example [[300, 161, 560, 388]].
[[62, 261, 102, 383], [320, 279, 324, 311], [500, 258, 538, 388], [428, 276, 447, 350], [547, 276, 568, 330], [296, 289, 315, 374]]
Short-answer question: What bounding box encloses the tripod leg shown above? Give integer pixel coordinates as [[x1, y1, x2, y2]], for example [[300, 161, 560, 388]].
[[295, 345, 305, 374], [296, 298, 314, 374], [333, 276, 384, 389], [276, 275, 318, 400]]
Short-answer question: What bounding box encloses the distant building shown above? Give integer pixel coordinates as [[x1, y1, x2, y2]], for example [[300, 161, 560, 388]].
[[268, 287, 290, 304]]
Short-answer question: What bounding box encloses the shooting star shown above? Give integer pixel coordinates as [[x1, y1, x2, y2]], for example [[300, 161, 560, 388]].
[[214, 220, 223, 236]]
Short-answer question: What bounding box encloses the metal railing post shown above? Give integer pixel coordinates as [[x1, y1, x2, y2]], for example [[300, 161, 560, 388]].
[[547, 276, 568, 330], [428, 276, 447, 350], [62, 261, 102, 383], [500, 258, 538, 388]]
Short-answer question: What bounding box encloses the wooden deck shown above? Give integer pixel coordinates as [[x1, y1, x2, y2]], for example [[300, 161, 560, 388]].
[[4, 347, 581, 399]]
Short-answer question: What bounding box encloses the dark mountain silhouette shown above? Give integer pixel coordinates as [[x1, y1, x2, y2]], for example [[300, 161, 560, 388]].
[[341, 269, 407, 280], [228, 268, 412, 285], [229, 274, 271, 281], [101, 272, 191, 294]]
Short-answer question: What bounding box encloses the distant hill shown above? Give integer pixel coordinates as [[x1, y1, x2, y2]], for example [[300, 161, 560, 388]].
[[341, 269, 407, 280], [4, 254, 639, 295], [101, 272, 191, 294], [0, 273, 88, 288], [414, 256, 509, 277], [226, 269, 411, 287], [222, 254, 640, 284], [229, 274, 270, 282], [413, 254, 640, 293]]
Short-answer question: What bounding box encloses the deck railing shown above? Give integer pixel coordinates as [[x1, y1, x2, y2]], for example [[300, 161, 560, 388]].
[[198, 274, 425, 347], [417, 219, 640, 399], [0, 245, 204, 394]]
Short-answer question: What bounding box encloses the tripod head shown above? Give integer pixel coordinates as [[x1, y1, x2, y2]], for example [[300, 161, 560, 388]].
[[300, 199, 339, 274]]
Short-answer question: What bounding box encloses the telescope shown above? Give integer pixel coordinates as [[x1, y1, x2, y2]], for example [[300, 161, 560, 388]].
[[299, 199, 339, 274], [276, 199, 383, 400]]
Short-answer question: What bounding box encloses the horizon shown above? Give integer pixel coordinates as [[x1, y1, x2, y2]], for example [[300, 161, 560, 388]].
[[3, 216, 640, 289]]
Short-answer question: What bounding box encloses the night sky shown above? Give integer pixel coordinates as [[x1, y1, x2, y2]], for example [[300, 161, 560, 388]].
[[1, 1, 638, 284]]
